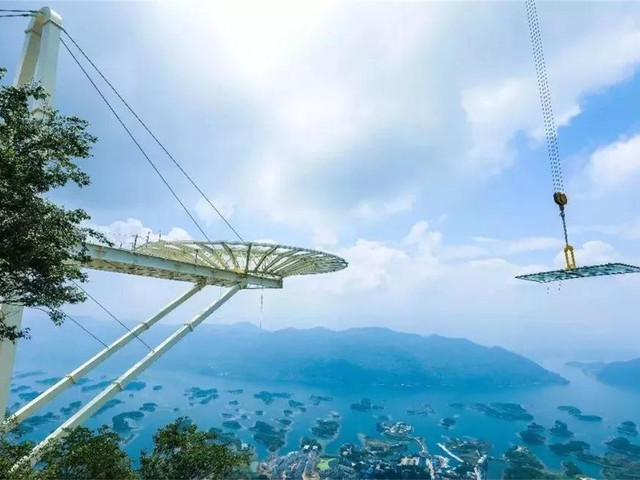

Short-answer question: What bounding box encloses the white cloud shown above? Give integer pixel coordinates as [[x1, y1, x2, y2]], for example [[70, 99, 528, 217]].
[[313, 227, 338, 247], [351, 194, 416, 221], [90, 218, 192, 248], [462, 16, 640, 176], [585, 134, 640, 193], [573, 218, 640, 240], [553, 240, 620, 269], [135, 2, 640, 243]]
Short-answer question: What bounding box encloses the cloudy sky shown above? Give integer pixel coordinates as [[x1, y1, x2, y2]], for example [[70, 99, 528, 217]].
[[2, 1, 640, 357]]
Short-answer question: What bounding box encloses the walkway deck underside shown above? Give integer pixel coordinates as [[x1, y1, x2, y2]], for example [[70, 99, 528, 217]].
[[84, 243, 282, 288]]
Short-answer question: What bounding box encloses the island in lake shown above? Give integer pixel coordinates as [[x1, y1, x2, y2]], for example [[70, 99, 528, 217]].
[[549, 420, 573, 437], [311, 418, 340, 439], [618, 421, 638, 436], [112, 411, 144, 435], [250, 421, 285, 452], [440, 417, 456, 429], [472, 402, 533, 421], [253, 391, 291, 405], [558, 404, 602, 422], [185, 387, 218, 405]]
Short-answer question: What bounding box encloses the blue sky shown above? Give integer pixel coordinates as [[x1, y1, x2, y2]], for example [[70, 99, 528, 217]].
[[2, 1, 640, 357]]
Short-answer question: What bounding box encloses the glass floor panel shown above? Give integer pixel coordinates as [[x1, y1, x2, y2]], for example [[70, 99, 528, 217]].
[[516, 263, 640, 283]]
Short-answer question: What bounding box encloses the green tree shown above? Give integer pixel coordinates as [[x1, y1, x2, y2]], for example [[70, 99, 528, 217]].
[[0, 435, 33, 479], [139, 417, 251, 479], [34, 426, 134, 480], [0, 67, 104, 342]]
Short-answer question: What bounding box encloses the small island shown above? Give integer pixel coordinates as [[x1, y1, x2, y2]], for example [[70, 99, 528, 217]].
[[519, 430, 546, 445], [407, 403, 434, 416], [377, 421, 413, 439], [549, 420, 573, 437], [278, 418, 292, 427], [562, 460, 583, 477], [472, 402, 533, 421], [288, 399, 305, 409], [226, 389, 243, 394], [605, 437, 640, 456], [18, 391, 39, 401], [10, 385, 30, 393], [527, 422, 545, 431], [93, 399, 123, 417], [440, 417, 456, 429], [124, 381, 146, 392], [351, 398, 382, 412], [283, 409, 293, 416], [14, 371, 45, 379], [185, 387, 218, 405], [36, 377, 62, 386], [82, 380, 111, 392], [250, 421, 286, 452], [503, 446, 556, 479], [618, 421, 638, 436], [139, 402, 157, 413], [254, 391, 291, 405], [60, 401, 82, 416], [549, 440, 590, 456], [222, 420, 242, 430], [255, 410, 264, 416], [311, 418, 340, 439], [228, 400, 239, 406], [112, 411, 144, 435], [18, 411, 59, 435], [152, 385, 163, 391], [558, 404, 602, 422], [309, 395, 332, 406]]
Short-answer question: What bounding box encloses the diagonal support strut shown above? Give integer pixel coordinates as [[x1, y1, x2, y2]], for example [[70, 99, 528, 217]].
[[16, 285, 240, 468], [2, 283, 204, 430]]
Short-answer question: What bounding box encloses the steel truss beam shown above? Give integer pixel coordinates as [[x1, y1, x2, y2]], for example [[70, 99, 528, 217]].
[[85, 243, 282, 289]]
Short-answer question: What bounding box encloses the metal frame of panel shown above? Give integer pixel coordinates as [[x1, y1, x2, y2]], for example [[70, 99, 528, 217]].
[[516, 262, 640, 283]]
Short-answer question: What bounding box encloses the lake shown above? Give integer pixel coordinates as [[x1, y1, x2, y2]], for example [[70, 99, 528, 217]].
[[8, 358, 640, 478]]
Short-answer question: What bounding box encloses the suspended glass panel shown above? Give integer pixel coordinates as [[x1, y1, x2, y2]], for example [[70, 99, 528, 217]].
[[516, 263, 640, 283]]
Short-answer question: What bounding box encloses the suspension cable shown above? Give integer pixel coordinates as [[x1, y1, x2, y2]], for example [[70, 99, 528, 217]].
[[0, 13, 33, 18], [71, 280, 152, 350], [60, 28, 246, 244], [62, 312, 109, 348], [59, 37, 213, 244], [525, 0, 576, 270]]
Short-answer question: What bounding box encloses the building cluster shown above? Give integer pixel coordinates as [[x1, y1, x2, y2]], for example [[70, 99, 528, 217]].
[[261, 438, 489, 480]]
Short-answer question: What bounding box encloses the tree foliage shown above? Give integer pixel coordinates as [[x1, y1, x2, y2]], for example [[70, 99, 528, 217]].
[[139, 417, 251, 479], [0, 67, 104, 342], [35, 426, 134, 480]]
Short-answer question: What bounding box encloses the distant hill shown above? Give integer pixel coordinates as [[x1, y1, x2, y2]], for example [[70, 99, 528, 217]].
[[165, 324, 567, 389], [568, 359, 640, 389]]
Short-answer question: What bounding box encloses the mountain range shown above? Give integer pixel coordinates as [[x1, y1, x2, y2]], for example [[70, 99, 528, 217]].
[[167, 323, 567, 389], [568, 358, 640, 389], [15, 318, 567, 389]]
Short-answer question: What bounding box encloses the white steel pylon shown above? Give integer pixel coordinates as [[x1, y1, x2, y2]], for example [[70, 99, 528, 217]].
[[0, 7, 63, 421]]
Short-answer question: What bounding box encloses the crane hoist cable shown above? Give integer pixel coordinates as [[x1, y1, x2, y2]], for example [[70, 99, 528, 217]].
[[525, 0, 576, 270]]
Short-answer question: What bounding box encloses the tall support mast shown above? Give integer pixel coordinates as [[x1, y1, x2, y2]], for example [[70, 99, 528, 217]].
[[0, 7, 62, 420]]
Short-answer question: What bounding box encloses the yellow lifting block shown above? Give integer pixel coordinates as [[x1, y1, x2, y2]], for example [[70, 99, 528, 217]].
[[564, 244, 576, 270]]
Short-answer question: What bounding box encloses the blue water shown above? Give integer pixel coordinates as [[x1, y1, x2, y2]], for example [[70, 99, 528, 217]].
[[9, 359, 640, 478]]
